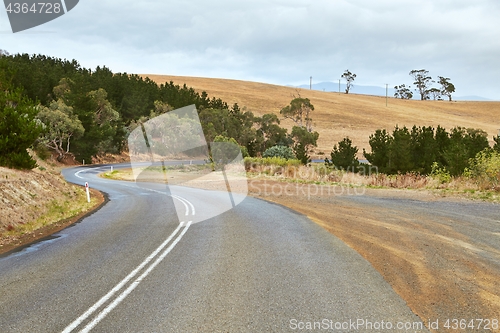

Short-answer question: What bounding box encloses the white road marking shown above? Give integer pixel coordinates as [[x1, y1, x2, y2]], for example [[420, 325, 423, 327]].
[[172, 194, 196, 216], [78, 221, 192, 333], [63, 166, 196, 332], [74, 168, 195, 216], [172, 193, 189, 216], [61, 222, 186, 333], [74, 169, 87, 180]]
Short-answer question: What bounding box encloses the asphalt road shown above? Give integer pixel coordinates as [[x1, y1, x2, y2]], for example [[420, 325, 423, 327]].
[[0, 164, 427, 332]]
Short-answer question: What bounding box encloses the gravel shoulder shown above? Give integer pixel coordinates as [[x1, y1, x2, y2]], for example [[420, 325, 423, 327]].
[[247, 179, 500, 331]]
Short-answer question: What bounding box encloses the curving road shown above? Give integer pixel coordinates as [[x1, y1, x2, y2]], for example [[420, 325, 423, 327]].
[[0, 164, 428, 332]]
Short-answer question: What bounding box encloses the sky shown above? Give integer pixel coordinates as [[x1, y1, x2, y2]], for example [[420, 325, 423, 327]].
[[1, 0, 500, 100]]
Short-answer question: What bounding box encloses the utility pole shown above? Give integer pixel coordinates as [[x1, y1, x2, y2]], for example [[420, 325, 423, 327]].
[[386, 84, 388, 107], [338, 79, 341, 93], [310, 76, 312, 90]]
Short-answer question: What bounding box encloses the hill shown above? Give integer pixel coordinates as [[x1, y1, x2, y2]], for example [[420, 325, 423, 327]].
[[143, 75, 500, 157]]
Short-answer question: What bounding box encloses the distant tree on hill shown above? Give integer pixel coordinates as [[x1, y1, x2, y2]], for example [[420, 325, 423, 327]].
[[428, 88, 442, 100], [341, 69, 356, 94], [409, 69, 433, 100], [438, 76, 455, 101], [394, 84, 413, 99]]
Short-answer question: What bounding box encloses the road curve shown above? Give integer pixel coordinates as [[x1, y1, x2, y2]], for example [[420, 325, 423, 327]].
[[0, 164, 428, 332]]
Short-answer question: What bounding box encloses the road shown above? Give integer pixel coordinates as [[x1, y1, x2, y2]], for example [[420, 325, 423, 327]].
[[0, 164, 427, 332]]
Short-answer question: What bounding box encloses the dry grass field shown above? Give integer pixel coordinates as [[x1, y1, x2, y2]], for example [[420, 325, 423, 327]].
[[143, 74, 500, 158]]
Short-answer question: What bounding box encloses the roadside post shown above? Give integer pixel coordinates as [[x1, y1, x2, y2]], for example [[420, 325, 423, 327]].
[[85, 182, 90, 203]]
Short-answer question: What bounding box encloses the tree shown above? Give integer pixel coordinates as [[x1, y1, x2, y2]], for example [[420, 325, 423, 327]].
[[87, 88, 120, 126], [427, 88, 442, 100], [410, 126, 438, 174], [280, 97, 314, 132], [325, 137, 359, 171], [290, 126, 319, 165], [255, 113, 290, 154], [394, 84, 413, 99], [438, 76, 455, 101], [364, 129, 391, 173], [37, 99, 85, 161], [0, 88, 43, 169], [341, 69, 356, 94], [409, 69, 433, 100], [389, 126, 414, 173], [443, 127, 489, 176]]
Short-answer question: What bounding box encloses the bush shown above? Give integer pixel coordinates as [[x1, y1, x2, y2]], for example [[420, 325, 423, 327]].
[[430, 162, 451, 184], [325, 137, 359, 171], [263, 145, 295, 160], [244, 157, 301, 170], [467, 149, 500, 190]]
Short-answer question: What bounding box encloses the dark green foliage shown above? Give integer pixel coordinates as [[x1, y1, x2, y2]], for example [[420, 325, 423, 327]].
[[394, 84, 413, 99], [0, 88, 43, 169], [255, 113, 291, 154], [325, 137, 359, 171], [409, 69, 433, 100], [444, 127, 489, 175], [410, 126, 438, 174], [438, 76, 455, 101], [389, 126, 414, 173], [290, 126, 319, 165], [279, 97, 314, 132], [293, 142, 311, 165], [364, 125, 490, 176], [363, 129, 391, 173], [0, 53, 233, 162], [263, 145, 295, 160]]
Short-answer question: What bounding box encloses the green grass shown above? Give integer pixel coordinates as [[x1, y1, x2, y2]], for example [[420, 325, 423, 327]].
[[3, 186, 99, 237]]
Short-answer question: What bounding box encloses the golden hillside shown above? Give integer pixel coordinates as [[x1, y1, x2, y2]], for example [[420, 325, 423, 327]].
[[143, 75, 500, 156]]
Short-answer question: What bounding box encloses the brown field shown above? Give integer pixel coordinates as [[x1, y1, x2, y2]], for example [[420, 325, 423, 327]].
[[143, 74, 500, 157]]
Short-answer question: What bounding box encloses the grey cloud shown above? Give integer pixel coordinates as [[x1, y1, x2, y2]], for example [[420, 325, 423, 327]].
[[1, 0, 499, 99]]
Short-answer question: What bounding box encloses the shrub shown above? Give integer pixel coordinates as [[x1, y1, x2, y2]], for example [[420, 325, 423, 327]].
[[325, 137, 359, 171], [263, 145, 295, 160], [244, 157, 301, 171], [467, 149, 500, 190], [430, 162, 451, 184]]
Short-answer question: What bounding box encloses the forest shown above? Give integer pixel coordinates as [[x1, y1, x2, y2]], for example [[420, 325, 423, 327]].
[[0, 52, 313, 168]]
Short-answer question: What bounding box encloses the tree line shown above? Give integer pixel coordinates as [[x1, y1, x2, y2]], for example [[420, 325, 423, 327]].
[[394, 69, 455, 101], [326, 125, 500, 176], [0, 52, 320, 169]]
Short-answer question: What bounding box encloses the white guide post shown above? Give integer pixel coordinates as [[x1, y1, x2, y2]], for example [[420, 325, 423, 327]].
[[85, 182, 90, 203]]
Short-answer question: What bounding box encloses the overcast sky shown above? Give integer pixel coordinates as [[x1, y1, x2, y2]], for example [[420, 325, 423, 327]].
[[2, 0, 500, 99]]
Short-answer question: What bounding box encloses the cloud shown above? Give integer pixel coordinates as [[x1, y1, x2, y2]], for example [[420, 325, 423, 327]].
[[1, 0, 499, 99]]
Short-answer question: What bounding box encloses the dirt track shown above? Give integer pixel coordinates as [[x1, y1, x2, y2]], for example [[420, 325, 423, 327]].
[[247, 179, 500, 332]]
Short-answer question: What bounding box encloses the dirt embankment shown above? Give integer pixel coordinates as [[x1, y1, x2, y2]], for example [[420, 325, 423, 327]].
[[0, 160, 104, 255]]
